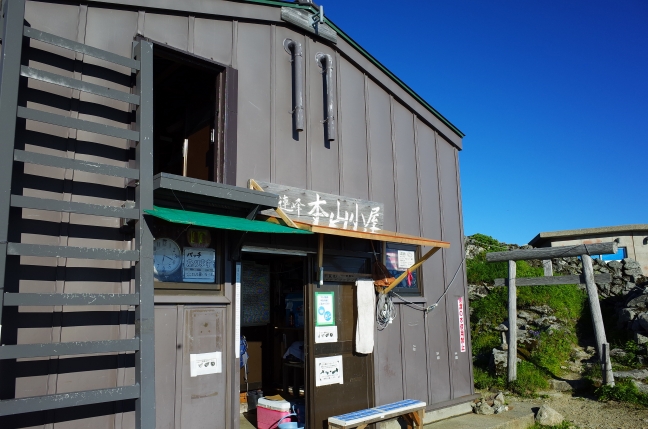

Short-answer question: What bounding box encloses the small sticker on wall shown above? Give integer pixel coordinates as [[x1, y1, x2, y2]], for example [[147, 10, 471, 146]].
[[315, 355, 343, 386], [314, 325, 338, 343], [458, 297, 466, 352], [190, 352, 222, 377]]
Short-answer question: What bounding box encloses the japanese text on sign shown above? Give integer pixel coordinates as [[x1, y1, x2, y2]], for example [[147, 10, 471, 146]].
[[458, 296, 466, 352], [183, 248, 215, 283], [315, 292, 335, 326], [253, 180, 384, 233]]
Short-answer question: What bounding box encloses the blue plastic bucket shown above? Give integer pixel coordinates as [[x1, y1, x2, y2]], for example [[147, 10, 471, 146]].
[[277, 423, 298, 429]]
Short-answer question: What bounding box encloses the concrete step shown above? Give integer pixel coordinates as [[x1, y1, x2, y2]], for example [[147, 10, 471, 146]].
[[424, 402, 535, 429]]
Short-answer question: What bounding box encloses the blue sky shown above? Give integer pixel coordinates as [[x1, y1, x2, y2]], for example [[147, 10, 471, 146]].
[[321, 0, 648, 244]]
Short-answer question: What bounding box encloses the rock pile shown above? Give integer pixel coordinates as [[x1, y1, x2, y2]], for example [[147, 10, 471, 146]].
[[472, 392, 509, 415]]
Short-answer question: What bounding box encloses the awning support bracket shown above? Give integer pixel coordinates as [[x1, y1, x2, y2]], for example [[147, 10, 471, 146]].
[[248, 179, 299, 229]]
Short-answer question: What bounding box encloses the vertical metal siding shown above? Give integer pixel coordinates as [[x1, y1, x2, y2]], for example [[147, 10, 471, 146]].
[[437, 137, 472, 398], [416, 124, 452, 404], [454, 148, 475, 395], [2, 3, 145, 428], [8, 2, 470, 423], [193, 18, 233, 66], [365, 80, 397, 231], [400, 306, 428, 403], [373, 305, 404, 405], [391, 103, 420, 236], [272, 27, 308, 189], [338, 59, 369, 200], [142, 14, 189, 51], [305, 39, 339, 195], [235, 23, 272, 186]]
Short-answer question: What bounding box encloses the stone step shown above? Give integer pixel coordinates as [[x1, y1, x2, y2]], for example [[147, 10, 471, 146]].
[[423, 402, 535, 429]]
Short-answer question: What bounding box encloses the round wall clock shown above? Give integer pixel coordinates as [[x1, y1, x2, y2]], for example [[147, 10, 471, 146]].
[[153, 238, 182, 276]]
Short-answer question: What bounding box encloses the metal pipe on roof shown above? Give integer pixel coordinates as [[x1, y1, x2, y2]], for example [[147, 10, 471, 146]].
[[316, 52, 336, 141], [283, 38, 304, 132]]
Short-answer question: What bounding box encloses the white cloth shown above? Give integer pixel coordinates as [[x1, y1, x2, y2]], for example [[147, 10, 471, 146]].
[[355, 279, 376, 354]]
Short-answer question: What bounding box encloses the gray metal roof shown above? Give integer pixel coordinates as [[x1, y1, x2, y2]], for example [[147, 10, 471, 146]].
[[529, 224, 648, 247]]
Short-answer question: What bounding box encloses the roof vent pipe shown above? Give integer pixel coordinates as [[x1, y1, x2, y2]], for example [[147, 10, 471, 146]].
[[315, 52, 336, 141], [284, 38, 304, 132]]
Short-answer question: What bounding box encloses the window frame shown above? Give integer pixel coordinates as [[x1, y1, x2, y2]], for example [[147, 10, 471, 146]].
[[384, 242, 422, 295]]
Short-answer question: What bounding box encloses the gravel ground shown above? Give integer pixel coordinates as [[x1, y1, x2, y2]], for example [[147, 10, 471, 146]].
[[513, 392, 648, 429]]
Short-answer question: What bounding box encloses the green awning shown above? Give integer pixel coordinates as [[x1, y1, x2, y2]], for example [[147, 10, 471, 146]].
[[144, 206, 312, 234]]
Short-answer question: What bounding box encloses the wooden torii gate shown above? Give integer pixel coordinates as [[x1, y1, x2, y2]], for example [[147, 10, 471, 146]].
[[486, 241, 618, 386]]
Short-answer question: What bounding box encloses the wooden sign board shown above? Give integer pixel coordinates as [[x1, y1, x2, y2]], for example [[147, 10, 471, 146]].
[[253, 180, 384, 233], [323, 271, 369, 283]]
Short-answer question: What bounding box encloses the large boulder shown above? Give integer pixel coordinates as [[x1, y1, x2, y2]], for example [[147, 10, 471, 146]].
[[635, 313, 648, 332], [535, 405, 564, 426], [617, 308, 636, 328], [613, 369, 648, 381], [626, 293, 648, 309]]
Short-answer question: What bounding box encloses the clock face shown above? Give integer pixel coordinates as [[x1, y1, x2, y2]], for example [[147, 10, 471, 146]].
[[153, 238, 182, 276]]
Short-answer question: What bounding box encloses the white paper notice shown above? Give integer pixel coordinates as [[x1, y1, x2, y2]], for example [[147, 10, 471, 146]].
[[190, 352, 222, 377], [315, 355, 343, 386], [235, 262, 241, 358], [397, 250, 416, 270], [182, 248, 215, 282], [314, 325, 338, 343]]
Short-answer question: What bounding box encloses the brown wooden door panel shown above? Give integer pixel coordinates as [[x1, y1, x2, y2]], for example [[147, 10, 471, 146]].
[[307, 275, 373, 429]]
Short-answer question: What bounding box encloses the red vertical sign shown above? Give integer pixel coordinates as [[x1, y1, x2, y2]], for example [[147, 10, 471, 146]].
[[458, 296, 466, 352]]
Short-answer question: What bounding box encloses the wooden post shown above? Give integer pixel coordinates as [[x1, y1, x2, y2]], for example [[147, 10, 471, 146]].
[[602, 343, 614, 386], [543, 260, 553, 277], [582, 254, 615, 385], [507, 260, 517, 383]]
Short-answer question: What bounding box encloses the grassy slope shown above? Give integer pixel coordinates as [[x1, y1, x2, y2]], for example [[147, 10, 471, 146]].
[[469, 234, 648, 408], [468, 234, 588, 395]]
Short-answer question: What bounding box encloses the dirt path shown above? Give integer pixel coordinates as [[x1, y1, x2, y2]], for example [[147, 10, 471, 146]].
[[513, 392, 648, 429]]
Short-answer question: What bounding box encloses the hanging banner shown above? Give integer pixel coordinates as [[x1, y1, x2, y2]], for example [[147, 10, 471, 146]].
[[315, 292, 335, 326], [315, 355, 343, 386], [458, 296, 466, 352], [314, 325, 338, 343], [253, 180, 384, 233]]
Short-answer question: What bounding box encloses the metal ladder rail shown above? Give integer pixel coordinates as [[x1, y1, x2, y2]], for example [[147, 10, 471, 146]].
[[0, 2, 155, 427]]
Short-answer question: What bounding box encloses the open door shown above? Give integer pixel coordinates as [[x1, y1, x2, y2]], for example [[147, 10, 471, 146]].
[[306, 255, 374, 429]]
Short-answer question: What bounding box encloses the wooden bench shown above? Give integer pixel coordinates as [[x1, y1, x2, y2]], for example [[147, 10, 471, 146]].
[[328, 399, 426, 429]]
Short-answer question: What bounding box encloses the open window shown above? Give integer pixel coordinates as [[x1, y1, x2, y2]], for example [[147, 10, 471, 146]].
[[152, 43, 236, 183]]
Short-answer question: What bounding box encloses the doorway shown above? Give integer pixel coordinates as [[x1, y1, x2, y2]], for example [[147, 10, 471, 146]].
[[239, 253, 308, 427]]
